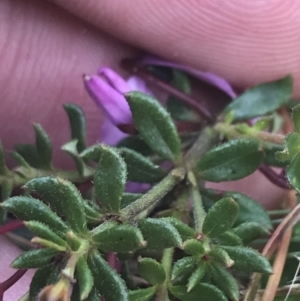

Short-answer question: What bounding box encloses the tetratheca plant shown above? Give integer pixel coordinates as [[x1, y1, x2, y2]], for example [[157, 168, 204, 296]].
[[0, 63, 300, 301]]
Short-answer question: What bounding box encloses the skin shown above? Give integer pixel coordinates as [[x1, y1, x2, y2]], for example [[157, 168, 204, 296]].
[[1, 0, 300, 299]]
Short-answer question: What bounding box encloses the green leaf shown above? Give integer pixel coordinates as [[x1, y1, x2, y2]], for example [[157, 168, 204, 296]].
[[76, 256, 94, 300], [29, 263, 60, 301], [125, 91, 182, 163], [1, 196, 69, 234], [172, 257, 198, 280], [87, 250, 128, 301], [210, 263, 239, 301], [83, 201, 102, 223], [117, 135, 153, 157], [215, 231, 243, 246], [33, 123, 52, 169], [221, 246, 272, 274], [183, 239, 205, 256], [292, 104, 300, 133], [187, 261, 206, 292], [94, 145, 126, 213], [202, 197, 239, 237], [225, 192, 272, 230], [25, 221, 67, 247], [9, 151, 31, 168], [233, 222, 269, 244], [129, 287, 156, 301], [159, 217, 196, 241], [286, 133, 300, 157], [119, 148, 166, 183], [24, 177, 87, 234], [80, 144, 102, 162], [15, 144, 41, 168], [1, 180, 12, 200], [263, 144, 288, 167], [11, 248, 59, 269], [170, 283, 227, 301], [0, 141, 7, 174], [91, 221, 145, 252], [84, 288, 101, 301], [198, 138, 264, 181], [62, 140, 94, 177], [226, 75, 293, 121], [209, 247, 234, 267], [138, 218, 182, 250], [138, 257, 166, 286], [64, 103, 87, 152], [287, 153, 300, 191], [121, 193, 143, 208]]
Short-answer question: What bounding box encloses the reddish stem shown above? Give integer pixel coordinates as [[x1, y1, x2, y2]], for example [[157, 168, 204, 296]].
[[121, 59, 214, 123], [259, 164, 291, 190], [0, 220, 24, 235], [0, 269, 27, 301]]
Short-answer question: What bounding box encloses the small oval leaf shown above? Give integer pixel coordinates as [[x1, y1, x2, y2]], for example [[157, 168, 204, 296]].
[[11, 248, 59, 269], [91, 222, 145, 252], [202, 197, 239, 238], [76, 256, 94, 300], [119, 148, 166, 183], [24, 177, 87, 233], [198, 139, 264, 182], [221, 246, 272, 274], [187, 261, 206, 292], [183, 239, 206, 256], [209, 247, 234, 267], [94, 145, 126, 213], [138, 257, 166, 286], [172, 257, 198, 280], [1, 196, 69, 234], [226, 75, 293, 121], [210, 263, 239, 301], [138, 218, 182, 250], [125, 91, 182, 163], [87, 250, 128, 301], [233, 222, 269, 245]]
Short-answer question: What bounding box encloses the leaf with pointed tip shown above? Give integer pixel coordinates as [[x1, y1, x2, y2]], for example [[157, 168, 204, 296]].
[[225, 75, 292, 121], [138, 218, 182, 250], [187, 261, 206, 292], [1, 196, 68, 234], [11, 248, 59, 269], [170, 283, 227, 301], [94, 145, 126, 213], [221, 246, 272, 274], [91, 222, 145, 252], [210, 263, 239, 301], [125, 91, 182, 163], [64, 103, 86, 152], [76, 256, 94, 300], [9, 151, 31, 168], [138, 257, 166, 286], [33, 123, 52, 169], [128, 287, 156, 301], [198, 139, 264, 181], [119, 148, 166, 183], [87, 250, 128, 301], [24, 177, 87, 233], [203, 197, 239, 238], [25, 221, 67, 247]]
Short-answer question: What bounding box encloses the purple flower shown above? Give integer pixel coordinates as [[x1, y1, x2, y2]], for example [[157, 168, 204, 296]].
[[139, 56, 237, 98], [84, 67, 152, 145]]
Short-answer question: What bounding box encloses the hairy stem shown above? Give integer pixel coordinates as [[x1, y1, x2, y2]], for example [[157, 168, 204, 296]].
[[121, 168, 186, 220]]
